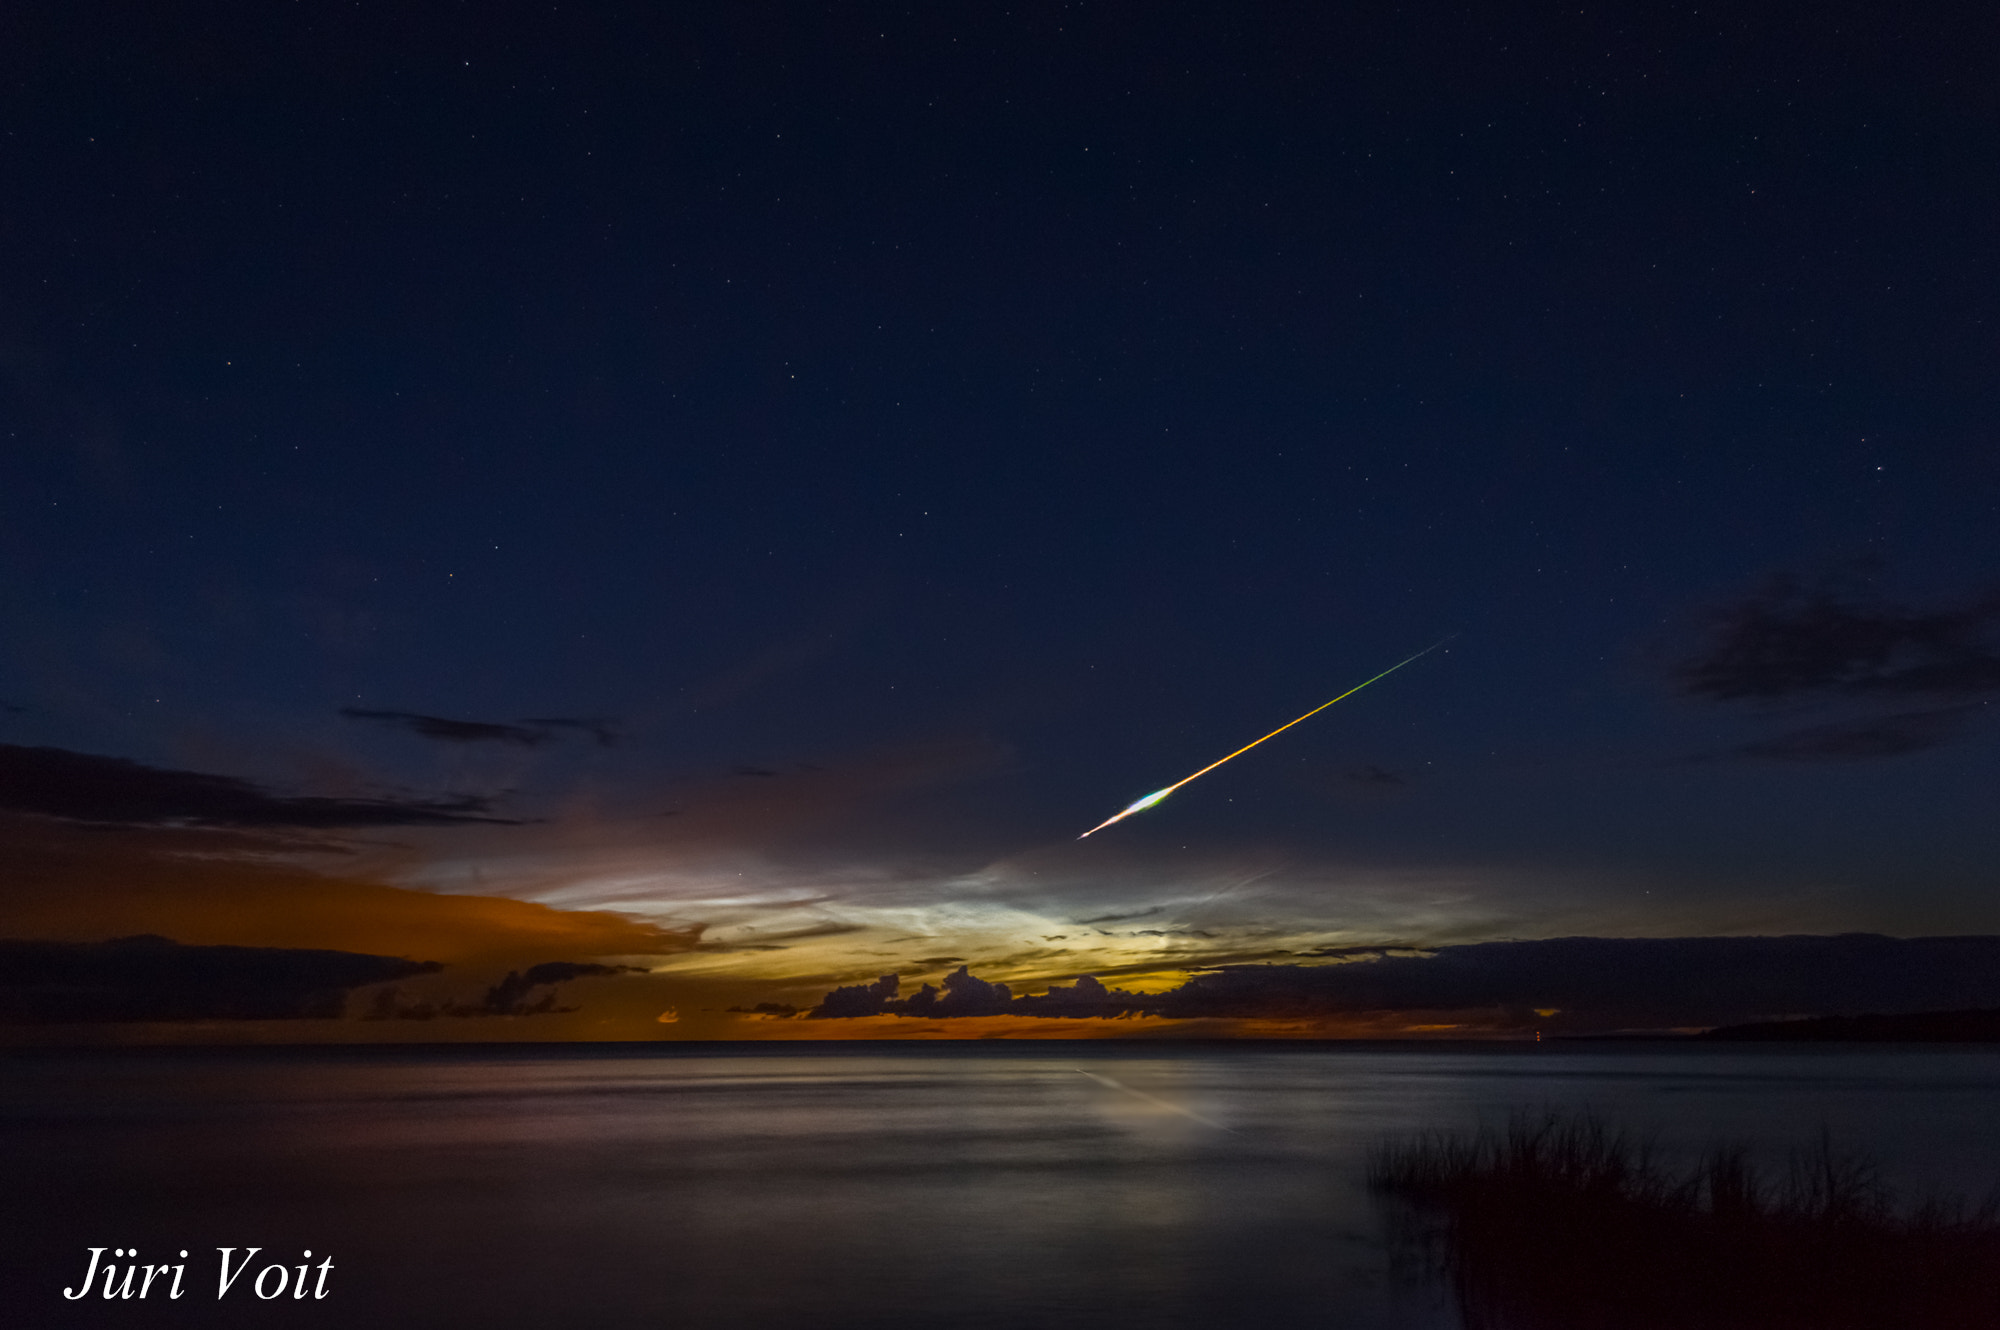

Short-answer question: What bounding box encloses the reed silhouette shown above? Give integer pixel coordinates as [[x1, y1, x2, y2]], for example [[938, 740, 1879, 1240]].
[[1369, 1111, 2000, 1329]]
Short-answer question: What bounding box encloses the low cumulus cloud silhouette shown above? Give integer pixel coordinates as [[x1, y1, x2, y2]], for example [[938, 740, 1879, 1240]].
[[1013, 974, 1152, 1018], [478, 962, 633, 1014], [0, 744, 519, 827], [812, 972, 903, 1018], [0, 935, 441, 1022], [727, 1001, 803, 1018], [809, 967, 1150, 1020], [807, 937, 2000, 1032], [360, 960, 634, 1020], [810, 966, 1017, 1018]]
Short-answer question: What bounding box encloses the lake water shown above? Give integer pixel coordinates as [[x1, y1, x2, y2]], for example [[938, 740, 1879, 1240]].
[[7, 1043, 2000, 1329]]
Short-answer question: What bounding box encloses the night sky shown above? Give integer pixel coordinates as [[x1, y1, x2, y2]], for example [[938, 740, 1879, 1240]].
[[4, 2, 1997, 1038]]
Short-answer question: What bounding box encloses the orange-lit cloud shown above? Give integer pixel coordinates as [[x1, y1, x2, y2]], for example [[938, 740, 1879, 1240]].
[[0, 813, 698, 966]]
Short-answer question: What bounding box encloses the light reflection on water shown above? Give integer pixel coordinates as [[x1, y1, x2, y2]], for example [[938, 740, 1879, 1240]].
[[6, 1044, 2000, 1329]]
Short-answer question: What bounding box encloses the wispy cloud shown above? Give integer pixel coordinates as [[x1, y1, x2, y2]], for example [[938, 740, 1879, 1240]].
[[520, 717, 617, 746], [1072, 907, 1164, 925], [1729, 706, 1983, 762], [0, 743, 519, 827], [341, 708, 550, 745], [1674, 573, 2000, 762], [341, 708, 618, 747], [1678, 576, 2000, 702]]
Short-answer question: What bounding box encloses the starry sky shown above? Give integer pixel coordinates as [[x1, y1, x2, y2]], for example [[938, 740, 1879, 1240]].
[[3, 1, 1997, 1039]]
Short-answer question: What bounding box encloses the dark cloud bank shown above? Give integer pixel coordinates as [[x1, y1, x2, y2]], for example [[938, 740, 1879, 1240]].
[[813, 937, 2000, 1033], [0, 743, 518, 827], [0, 938, 632, 1024], [0, 936, 440, 1022]]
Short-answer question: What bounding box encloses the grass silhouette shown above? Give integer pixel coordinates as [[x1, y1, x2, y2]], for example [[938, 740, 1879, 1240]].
[[1369, 1111, 2000, 1329]]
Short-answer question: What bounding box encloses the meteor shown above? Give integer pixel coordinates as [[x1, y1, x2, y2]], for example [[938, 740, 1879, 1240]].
[[1077, 640, 1450, 838]]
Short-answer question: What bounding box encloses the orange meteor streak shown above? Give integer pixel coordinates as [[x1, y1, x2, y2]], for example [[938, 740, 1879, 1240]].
[[1078, 640, 1450, 838]]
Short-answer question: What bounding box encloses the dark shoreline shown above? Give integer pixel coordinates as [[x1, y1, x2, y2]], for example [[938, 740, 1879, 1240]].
[[1700, 1008, 2000, 1042]]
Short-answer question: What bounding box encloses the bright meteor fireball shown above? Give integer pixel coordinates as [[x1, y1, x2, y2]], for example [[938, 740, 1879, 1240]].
[[1078, 640, 1451, 838]]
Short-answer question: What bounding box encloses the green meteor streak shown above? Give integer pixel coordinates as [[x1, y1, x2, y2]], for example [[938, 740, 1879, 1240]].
[[1077, 639, 1451, 839]]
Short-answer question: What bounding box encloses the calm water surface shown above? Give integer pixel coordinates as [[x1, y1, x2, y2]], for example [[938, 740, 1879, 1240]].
[[6, 1043, 2000, 1329]]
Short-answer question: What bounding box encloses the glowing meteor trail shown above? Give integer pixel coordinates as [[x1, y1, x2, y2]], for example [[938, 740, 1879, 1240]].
[[1077, 640, 1450, 838]]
